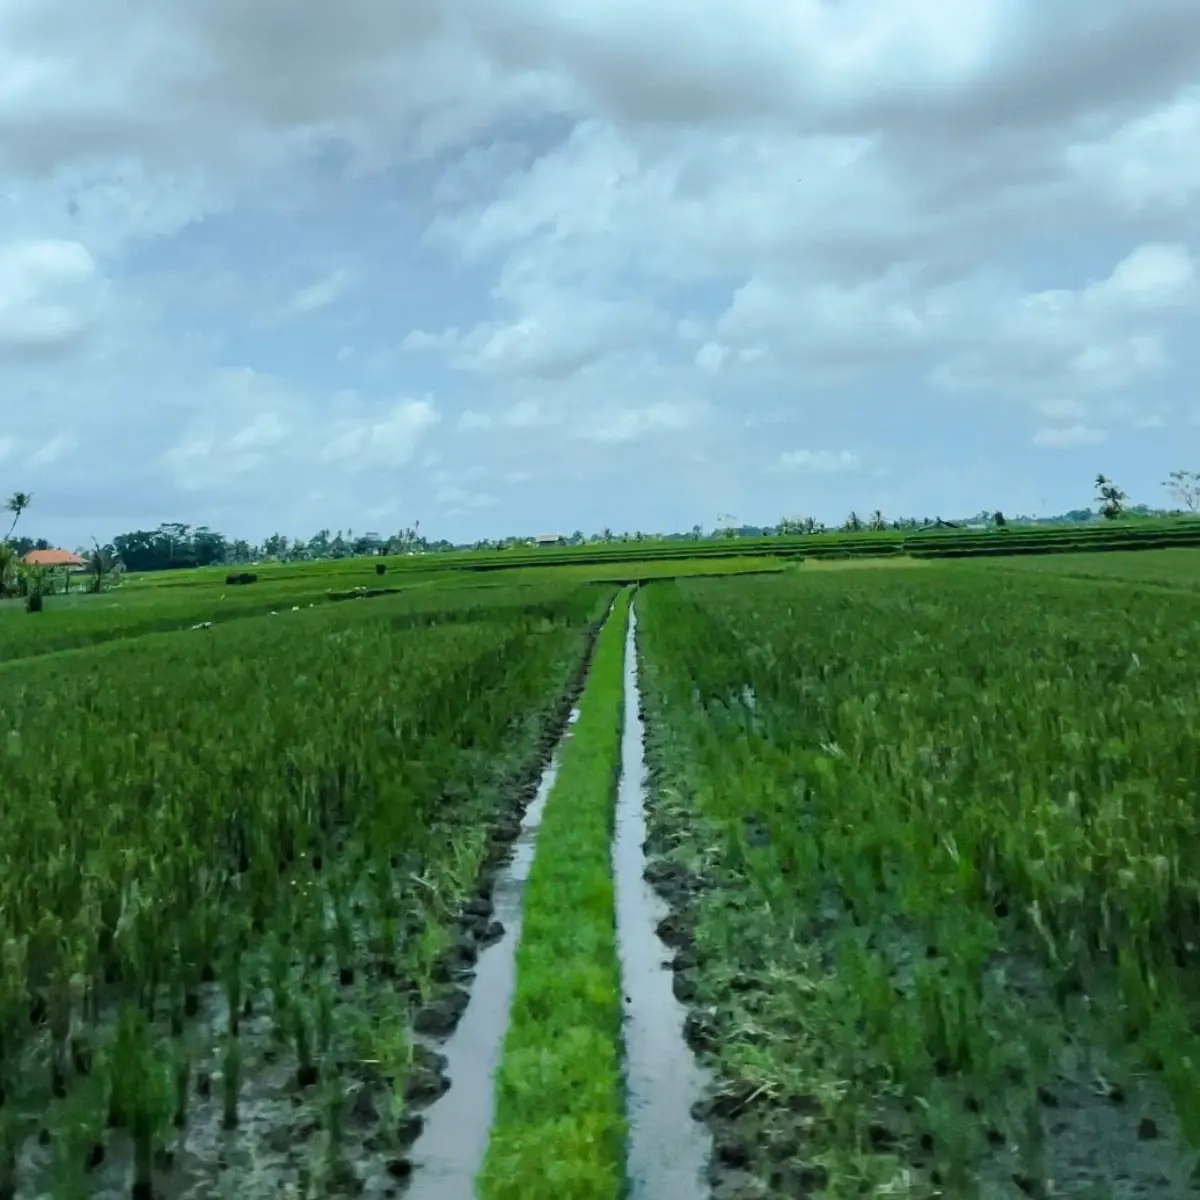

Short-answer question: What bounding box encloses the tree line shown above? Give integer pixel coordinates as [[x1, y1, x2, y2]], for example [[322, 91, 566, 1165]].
[[0, 470, 1197, 584]]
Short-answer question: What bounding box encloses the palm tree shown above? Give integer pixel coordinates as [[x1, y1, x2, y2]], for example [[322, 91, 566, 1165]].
[[1095, 474, 1127, 520], [87, 538, 115, 594], [5, 492, 31, 541]]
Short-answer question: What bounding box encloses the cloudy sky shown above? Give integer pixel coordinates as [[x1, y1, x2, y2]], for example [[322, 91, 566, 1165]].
[[2, 0, 1199, 546]]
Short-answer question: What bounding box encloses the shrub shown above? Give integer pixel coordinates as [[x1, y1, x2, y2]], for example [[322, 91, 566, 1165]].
[[225, 573, 258, 586], [26, 591, 43, 613], [375, 563, 387, 576]]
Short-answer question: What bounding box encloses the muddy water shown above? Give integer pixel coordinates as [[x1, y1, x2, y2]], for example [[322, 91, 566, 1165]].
[[614, 608, 711, 1198], [404, 710, 578, 1199]]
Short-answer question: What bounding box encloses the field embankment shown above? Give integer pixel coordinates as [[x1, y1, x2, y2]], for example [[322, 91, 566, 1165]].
[[478, 590, 632, 1200]]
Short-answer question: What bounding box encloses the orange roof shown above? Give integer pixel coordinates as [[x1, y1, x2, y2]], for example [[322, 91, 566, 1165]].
[[22, 549, 85, 567]]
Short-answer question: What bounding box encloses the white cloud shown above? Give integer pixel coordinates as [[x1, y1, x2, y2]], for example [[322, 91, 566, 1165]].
[[585, 402, 699, 443], [455, 400, 545, 432], [435, 484, 496, 512], [320, 397, 441, 469], [780, 449, 862, 472], [280, 269, 354, 319], [4, 0, 1200, 541], [1034, 397, 1087, 422], [457, 409, 494, 431], [402, 292, 670, 381], [695, 341, 729, 373], [1032, 424, 1108, 448], [1067, 88, 1200, 216], [932, 244, 1195, 398], [0, 239, 98, 357], [1096, 243, 1194, 309], [28, 433, 75, 466], [228, 411, 287, 451]]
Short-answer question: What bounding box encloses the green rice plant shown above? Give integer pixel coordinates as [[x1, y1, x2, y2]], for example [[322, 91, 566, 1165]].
[[0, 577, 613, 1194], [46, 1072, 107, 1200], [636, 567, 1200, 1190], [222, 1033, 241, 1130], [478, 589, 631, 1200]]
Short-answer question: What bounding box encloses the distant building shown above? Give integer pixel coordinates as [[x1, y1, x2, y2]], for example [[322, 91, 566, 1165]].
[[531, 534, 567, 547], [22, 548, 85, 569]]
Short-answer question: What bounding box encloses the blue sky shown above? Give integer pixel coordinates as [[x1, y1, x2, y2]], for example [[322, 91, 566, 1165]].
[[1, 0, 1199, 546]]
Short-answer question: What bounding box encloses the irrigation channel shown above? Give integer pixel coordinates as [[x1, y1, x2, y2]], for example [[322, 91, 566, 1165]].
[[405, 718, 569, 1196], [613, 608, 711, 1197], [404, 598, 711, 1197]]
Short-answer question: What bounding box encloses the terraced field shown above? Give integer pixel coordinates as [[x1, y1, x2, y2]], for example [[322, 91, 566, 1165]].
[[3, 555, 1198, 1197], [0, 557, 783, 662], [995, 546, 1200, 592]]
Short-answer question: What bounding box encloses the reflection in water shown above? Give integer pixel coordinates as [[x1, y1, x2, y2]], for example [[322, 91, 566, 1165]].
[[405, 718, 572, 1199], [615, 607, 711, 1198]]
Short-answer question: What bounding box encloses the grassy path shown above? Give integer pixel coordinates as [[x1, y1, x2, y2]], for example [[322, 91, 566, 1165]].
[[477, 589, 631, 1200]]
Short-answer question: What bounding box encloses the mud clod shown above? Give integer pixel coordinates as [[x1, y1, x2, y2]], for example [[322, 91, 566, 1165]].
[[655, 912, 689, 947], [713, 1132, 752, 1167], [413, 986, 470, 1036], [672, 972, 698, 1002], [386, 1157, 414, 1181], [710, 1169, 770, 1200], [404, 1048, 450, 1108]]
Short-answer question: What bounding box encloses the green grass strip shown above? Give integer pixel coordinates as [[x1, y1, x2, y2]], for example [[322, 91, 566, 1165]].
[[478, 587, 631, 1200]]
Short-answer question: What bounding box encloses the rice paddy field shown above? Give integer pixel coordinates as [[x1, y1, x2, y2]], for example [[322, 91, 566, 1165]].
[[995, 547, 1200, 593], [2, 549, 1199, 1198], [0, 557, 783, 662]]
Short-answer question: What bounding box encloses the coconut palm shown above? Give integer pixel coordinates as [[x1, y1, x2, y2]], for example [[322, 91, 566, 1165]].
[[1094, 474, 1127, 521], [4, 492, 31, 540]]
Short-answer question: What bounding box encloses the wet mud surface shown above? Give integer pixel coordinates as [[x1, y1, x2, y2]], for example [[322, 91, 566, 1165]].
[[639, 835, 1199, 1198]]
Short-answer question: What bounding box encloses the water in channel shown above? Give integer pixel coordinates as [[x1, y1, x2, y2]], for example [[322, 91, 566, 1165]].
[[404, 708, 578, 1199], [614, 606, 712, 1198]]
